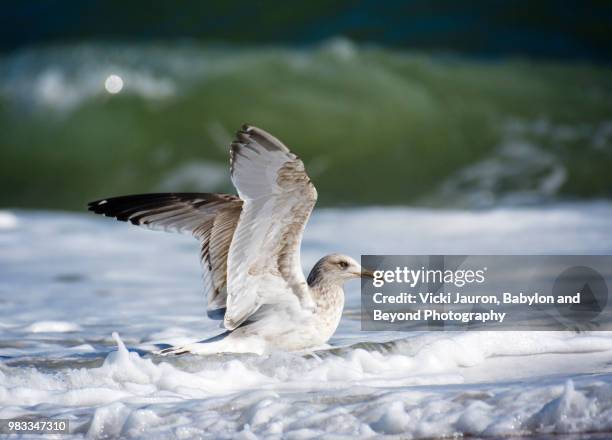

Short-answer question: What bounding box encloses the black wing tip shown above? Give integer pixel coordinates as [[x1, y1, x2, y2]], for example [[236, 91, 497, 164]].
[[233, 123, 290, 153], [87, 194, 152, 219], [230, 125, 253, 173], [87, 199, 131, 223], [237, 123, 274, 143], [234, 125, 252, 146], [87, 193, 240, 221], [87, 199, 110, 215]]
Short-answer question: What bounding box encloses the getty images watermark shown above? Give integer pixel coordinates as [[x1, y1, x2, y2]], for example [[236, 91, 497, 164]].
[[361, 255, 610, 331]]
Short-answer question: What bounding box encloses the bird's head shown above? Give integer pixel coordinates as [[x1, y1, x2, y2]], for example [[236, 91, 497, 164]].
[[307, 253, 374, 287]]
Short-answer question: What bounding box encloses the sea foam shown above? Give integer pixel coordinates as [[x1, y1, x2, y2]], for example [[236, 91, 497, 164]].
[[1, 206, 612, 437]]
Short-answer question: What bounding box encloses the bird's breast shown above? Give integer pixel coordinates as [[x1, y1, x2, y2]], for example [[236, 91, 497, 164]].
[[313, 286, 345, 340]]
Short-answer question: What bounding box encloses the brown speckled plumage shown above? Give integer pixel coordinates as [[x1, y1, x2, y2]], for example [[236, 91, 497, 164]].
[[89, 125, 368, 355]]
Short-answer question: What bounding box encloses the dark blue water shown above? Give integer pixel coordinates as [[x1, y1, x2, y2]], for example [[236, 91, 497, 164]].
[[2, 0, 612, 62]]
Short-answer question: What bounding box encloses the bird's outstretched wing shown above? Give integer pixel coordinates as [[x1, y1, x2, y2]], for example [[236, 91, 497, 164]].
[[88, 193, 242, 314], [224, 125, 318, 330]]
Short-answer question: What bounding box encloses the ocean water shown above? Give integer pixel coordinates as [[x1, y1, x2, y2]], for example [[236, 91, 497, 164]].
[[1, 41, 612, 210], [1, 203, 612, 438]]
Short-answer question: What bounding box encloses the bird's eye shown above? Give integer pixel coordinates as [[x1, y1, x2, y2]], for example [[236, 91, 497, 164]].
[[338, 261, 349, 269]]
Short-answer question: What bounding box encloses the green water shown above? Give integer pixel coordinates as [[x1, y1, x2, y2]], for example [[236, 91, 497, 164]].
[[1, 41, 611, 209]]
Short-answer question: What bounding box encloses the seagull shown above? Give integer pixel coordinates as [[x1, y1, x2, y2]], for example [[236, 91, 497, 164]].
[[88, 124, 373, 355]]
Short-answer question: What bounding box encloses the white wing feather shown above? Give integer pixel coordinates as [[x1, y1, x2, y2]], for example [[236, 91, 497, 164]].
[[224, 125, 317, 330]]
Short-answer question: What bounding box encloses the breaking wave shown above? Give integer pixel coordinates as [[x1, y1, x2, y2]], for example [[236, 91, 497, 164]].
[[1, 40, 611, 209]]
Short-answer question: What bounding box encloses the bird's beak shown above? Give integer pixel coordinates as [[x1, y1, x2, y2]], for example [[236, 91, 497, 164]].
[[360, 268, 375, 278]]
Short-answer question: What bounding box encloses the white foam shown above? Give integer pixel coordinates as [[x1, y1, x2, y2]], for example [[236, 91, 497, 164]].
[[1, 46, 179, 112], [2, 332, 612, 438], [1, 205, 612, 437], [23, 321, 83, 333], [0, 211, 18, 230]]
